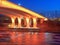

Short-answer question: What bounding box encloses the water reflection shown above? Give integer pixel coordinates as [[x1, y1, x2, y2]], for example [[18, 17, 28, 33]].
[[10, 32, 46, 45], [0, 31, 60, 45]]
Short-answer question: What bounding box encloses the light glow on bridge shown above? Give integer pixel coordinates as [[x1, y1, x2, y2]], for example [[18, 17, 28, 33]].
[[0, 0, 46, 18], [0, 0, 48, 29]]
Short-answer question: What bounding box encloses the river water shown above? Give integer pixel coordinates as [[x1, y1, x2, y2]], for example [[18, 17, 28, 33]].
[[0, 31, 60, 45]]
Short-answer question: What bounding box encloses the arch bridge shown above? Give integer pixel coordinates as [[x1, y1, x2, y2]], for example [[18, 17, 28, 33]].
[[0, 0, 48, 29]]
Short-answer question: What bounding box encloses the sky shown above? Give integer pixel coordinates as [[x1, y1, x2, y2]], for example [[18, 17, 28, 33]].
[[8, 0, 60, 18]]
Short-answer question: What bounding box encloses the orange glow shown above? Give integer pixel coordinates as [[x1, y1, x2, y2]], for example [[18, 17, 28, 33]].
[[26, 17, 30, 28], [33, 18, 37, 28], [11, 17, 16, 28], [0, 0, 45, 18], [8, 24, 11, 27], [11, 18, 15, 24], [17, 17, 22, 28]]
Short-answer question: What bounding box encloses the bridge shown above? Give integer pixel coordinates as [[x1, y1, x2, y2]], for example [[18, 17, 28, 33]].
[[0, 0, 48, 30]]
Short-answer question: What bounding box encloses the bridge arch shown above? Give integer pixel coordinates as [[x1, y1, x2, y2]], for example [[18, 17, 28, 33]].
[[0, 1, 48, 28], [0, 10, 40, 28]]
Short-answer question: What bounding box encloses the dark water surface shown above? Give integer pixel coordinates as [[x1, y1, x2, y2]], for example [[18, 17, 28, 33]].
[[0, 31, 60, 45]]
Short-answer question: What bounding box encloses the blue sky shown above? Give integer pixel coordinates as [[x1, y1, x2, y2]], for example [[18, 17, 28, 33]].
[[8, 0, 60, 18]]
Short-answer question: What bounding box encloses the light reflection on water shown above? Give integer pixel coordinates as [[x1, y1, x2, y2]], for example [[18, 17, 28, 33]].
[[10, 32, 46, 45], [0, 31, 60, 45]]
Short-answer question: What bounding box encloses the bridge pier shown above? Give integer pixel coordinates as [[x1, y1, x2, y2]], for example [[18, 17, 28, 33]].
[[32, 18, 37, 28], [10, 17, 16, 28], [17, 17, 22, 28], [8, 17, 38, 28], [26, 17, 30, 28]]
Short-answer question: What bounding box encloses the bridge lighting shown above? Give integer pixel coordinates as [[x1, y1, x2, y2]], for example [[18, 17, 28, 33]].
[[0, 1, 45, 18], [13, 25, 17, 28], [12, 18, 15, 24], [0, 0, 47, 29], [8, 24, 11, 27], [44, 18, 48, 21], [26, 18, 30, 28], [33, 18, 37, 28]]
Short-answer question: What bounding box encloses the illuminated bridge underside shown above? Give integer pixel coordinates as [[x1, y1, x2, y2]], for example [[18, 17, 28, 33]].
[[0, 0, 47, 29]]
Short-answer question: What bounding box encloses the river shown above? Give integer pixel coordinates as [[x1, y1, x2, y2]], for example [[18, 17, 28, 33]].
[[0, 31, 60, 45]]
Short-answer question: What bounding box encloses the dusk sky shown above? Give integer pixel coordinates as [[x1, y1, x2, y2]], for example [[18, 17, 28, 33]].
[[8, 0, 60, 18]]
